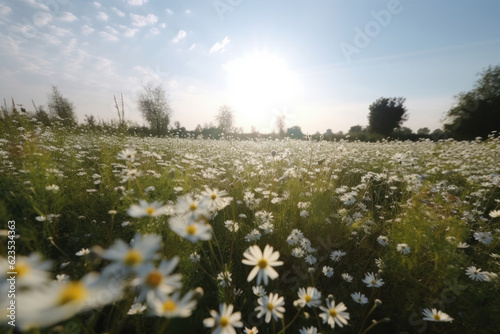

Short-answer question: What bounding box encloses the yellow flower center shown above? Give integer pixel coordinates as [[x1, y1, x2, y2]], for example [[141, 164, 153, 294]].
[[258, 259, 268, 269], [329, 309, 337, 317], [15, 261, 30, 277], [186, 225, 197, 235], [434, 314, 440, 321], [219, 316, 229, 327], [211, 194, 217, 200], [305, 295, 312, 302], [163, 300, 177, 312], [189, 203, 197, 211], [146, 207, 155, 215], [124, 249, 143, 267], [146, 270, 163, 287], [371, 280, 377, 285], [267, 303, 274, 311], [57, 281, 87, 305]]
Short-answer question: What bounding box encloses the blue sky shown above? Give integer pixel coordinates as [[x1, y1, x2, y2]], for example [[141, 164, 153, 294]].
[[1, 0, 499, 133]]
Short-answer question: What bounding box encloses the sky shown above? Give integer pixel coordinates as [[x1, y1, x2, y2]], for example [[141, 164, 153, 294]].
[[1, 0, 499, 134]]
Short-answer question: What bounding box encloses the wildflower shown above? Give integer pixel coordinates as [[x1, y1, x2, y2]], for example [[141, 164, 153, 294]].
[[253, 285, 266, 297], [489, 210, 500, 218], [305, 254, 317, 265], [377, 235, 389, 246], [330, 250, 346, 262], [362, 272, 384, 288], [322, 266, 334, 278], [189, 251, 200, 263], [319, 299, 350, 329], [127, 200, 168, 218], [291, 247, 305, 258], [465, 266, 489, 282], [203, 303, 243, 334], [100, 233, 161, 275], [175, 194, 210, 219], [244, 229, 261, 242], [342, 273, 353, 282], [16, 272, 122, 330], [296, 287, 322, 308], [45, 184, 60, 192], [128, 302, 147, 315], [457, 242, 469, 248], [224, 220, 239, 232], [75, 248, 90, 256], [351, 292, 368, 305], [242, 244, 283, 286], [202, 188, 231, 211], [422, 308, 454, 322], [397, 243, 411, 255], [286, 229, 304, 246], [255, 292, 285, 323], [1, 253, 52, 289], [217, 271, 232, 288], [150, 291, 197, 318], [133, 257, 182, 303], [244, 326, 259, 334], [299, 326, 320, 334], [169, 217, 213, 243], [117, 148, 137, 161], [300, 210, 310, 218], [473, 231, 493, 245]]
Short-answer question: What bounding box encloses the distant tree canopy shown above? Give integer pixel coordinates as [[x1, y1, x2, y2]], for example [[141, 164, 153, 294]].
[[286, 125, 304, 139], [47, 85, 77, 127], [368, 97, 408, 136], [216, 105, 235, 133], [137, 81, 172, 136], [444, 65, 500, 140]]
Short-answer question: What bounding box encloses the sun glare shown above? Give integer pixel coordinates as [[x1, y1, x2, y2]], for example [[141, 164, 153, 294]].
[[223, 52, 300, 131]]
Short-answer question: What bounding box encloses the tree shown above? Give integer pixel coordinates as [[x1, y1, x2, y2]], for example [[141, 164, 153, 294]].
[[443, 65, 500, 140], [274, 114, 286, 139], [286, 125, 304, 139], [137, 81, 172, 136], [216, 105, 235, 133], [348, 125, 364, 134], [368, 97, 408, 136], [47, 85, 77, 127], [417, 127, 430, 135]]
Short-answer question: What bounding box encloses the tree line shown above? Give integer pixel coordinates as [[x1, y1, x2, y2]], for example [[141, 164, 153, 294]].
[[2, 65, 499, 141]]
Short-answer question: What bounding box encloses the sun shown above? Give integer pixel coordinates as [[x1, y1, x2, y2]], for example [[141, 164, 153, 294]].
[[223, 51, 300, 131]]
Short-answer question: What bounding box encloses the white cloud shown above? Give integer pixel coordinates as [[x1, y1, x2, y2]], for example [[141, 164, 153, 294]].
[[21, 0, 49, 11], [105, 26, 119, 35], [32, 12, 52, 27], [42, 33, 61, 45], [185, 9, 191, 15], [99, 31, 119, 41], [150, 27, 160, 35], [159, 23, 166, 29], [166, 8, 174, 15], [130, 13, 158, 27], [111, 7, 125, 17], [189, 43, 196, 51], [97, 12, 108, 21], [81, 25, 95, 36], [93, 2, 102, 9], [49, 25, 72, 37], [0, 4, 12, 16], [128, 0, 148, 6], [123, 27, 139, 37], [210, 36, 230, 53], [172, 30, 186, 43], [59, 12, 78, 22]]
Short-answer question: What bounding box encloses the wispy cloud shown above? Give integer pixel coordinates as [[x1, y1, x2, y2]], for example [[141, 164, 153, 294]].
[[0, 4, 11, 16], [128, 0, 148, 6], [166, 8, 174, 15], [150, 27, 160, 35], [33, 12, 52, 26], [59, 12, 78, 22], [105, 26, 119, 35], [130, 13, 158, 27], [49, 25, 72, 37], [111, 7, 125, 17], [81, 25, 95, 36], [93, 2, 102, 9], [123, 27, 139, 37], [210, 36, 230, 53], [99, 31, 119, 41], [21, 0, 49, 11], [189, 43, 196, 51], [172, 30, 186, 43], [185, 9, 191, 15], [97, 12, 109, 21]]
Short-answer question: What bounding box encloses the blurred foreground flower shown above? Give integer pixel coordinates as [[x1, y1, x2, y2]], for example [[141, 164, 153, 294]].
[[203, 303, 243, 334], [422, 308, 454, 322], [242, 244, 283, 285], [319, 299, 349, 329]]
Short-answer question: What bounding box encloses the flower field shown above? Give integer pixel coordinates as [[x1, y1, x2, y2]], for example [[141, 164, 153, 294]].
[[1, 123, 499, 333]]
